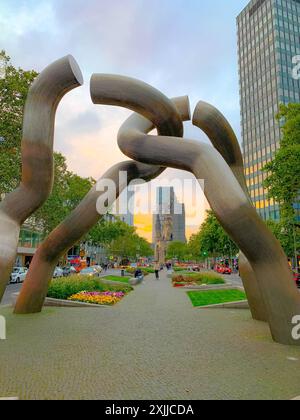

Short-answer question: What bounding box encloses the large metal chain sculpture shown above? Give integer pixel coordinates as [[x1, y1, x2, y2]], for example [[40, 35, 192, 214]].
[[1, 56, 299, 346], [92, 75, 300, 344], [0, 56, 83, 301], [14, 84, 191, 313]]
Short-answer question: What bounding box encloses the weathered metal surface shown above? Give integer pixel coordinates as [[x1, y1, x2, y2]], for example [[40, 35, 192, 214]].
[[0, 56, 83, 302], [192, 101, 268, 322]]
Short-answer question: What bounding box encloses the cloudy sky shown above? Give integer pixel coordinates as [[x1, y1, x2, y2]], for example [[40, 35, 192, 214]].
[[0, 0, 250, 241]]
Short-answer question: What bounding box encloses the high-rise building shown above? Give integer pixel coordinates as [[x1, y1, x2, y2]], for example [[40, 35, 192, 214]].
[[117, 188, 135, 227], [237, 0, 300, 221], [152, 187, 186, 245]]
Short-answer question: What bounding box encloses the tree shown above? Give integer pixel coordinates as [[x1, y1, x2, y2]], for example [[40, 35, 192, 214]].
[[108, 228, 153, 261], [266, 219, 299, 260], [65, 173, 95, 211], [263, 103, 300, 259], [34, 153, 94, 235], [88, 217, 153, 260], [188, 210, 239, 261], [166, 241, 189, 261], [0, 51, 38, 194], [0, 51, 96, 236], [89, 218, 134, 246]]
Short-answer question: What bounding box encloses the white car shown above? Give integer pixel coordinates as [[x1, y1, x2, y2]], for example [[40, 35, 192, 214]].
[[10, 267, 28, 284], [79, 267, 101, 277], [93, 265, 103, 274], [53, 267, 64, 278]]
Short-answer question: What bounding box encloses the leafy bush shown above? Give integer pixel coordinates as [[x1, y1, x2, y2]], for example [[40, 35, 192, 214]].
[[47, 275, 133, 300], [172, 272, 225, 286], [173, 267, 187, 272], [143, 267, 155, 274]]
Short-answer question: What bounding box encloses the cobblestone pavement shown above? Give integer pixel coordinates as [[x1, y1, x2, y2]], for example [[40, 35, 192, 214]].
[[0, 272, 300, 400]]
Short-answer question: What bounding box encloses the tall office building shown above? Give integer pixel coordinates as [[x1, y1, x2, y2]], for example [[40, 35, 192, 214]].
[[117, 188, 135, 227], [237, 0, 300, 221], [152, 187, 186, 245]]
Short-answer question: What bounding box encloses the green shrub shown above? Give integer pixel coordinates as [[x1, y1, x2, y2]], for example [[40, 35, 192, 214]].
[[143, 267, 155, 274], [173, 267, 187, 272], [47, 275, 133, 300]]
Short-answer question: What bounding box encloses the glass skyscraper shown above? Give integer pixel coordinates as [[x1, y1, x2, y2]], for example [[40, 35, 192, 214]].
[[237, 0, 300, 221]]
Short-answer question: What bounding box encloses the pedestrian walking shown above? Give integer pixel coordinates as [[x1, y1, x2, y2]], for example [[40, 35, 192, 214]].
[[154, 262, 160, 280]]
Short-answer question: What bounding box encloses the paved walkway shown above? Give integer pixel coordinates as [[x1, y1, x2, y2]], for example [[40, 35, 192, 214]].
[[1, 283, 22, 306], [0, 272, 300, 400]]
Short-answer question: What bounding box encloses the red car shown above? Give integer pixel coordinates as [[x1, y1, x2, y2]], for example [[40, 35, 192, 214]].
[[215, 265, 232, 275], [293, 272, 300, 289]]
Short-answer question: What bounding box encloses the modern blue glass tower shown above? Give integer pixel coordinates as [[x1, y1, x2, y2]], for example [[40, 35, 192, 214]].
[[237, 0, 300, 221]]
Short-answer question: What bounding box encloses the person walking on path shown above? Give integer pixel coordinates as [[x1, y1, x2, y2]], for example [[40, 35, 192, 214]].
[[154, 262, 160, 280]]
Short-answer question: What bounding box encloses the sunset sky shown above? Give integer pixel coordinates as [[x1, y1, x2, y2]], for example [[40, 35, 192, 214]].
[[0, 0, 250, 242]]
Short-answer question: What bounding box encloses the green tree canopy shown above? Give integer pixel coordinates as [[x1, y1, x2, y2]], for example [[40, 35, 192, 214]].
[[263, 103, 300, 259], [263, 103, 300, 218], [188, 210, 239, 261], [89, 217, 153, 260], [34, 154, 94, 235], [89, 218, 135, 245], [0, 50, 38, 194], [107, 224, 153, 260], [166, 241, 189, 261], [0, 51, 95, 236]]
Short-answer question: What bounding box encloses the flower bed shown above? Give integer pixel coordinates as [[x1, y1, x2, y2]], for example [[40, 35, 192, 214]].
[[68, 291, 126, 306], [172, 272, 225, 287], [47, 275, 132, 300]]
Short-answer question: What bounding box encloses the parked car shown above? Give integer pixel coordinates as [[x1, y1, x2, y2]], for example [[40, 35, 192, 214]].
[[222, 266, 232, 275], [10, 267, 28, 284], [62, 266, 77, 277], [79, 267, 101, 277], [293, 272, 300, 289], [192, 265, 201, 272], [53, 267, 64, 278], [92, 265, 103, 274], [215, 265, 232, 275]]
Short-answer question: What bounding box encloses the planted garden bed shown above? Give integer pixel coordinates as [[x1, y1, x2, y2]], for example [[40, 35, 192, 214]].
[[47, 275, 132, 306], [68, 291, 126, 306], [172, 272, 225, 288]]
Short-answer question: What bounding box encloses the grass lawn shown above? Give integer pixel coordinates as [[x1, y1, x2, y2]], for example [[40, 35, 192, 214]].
[[103, 275, 131, 284], [187, 289, 247, 307]]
